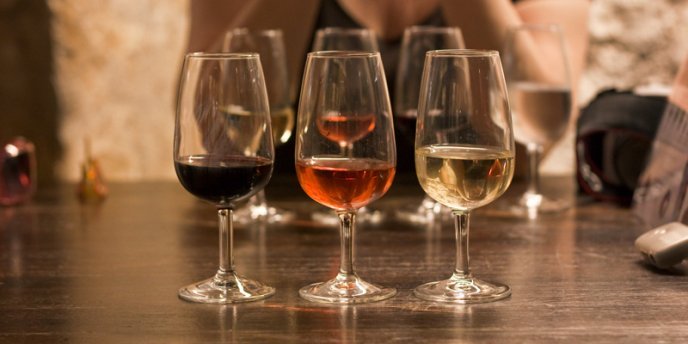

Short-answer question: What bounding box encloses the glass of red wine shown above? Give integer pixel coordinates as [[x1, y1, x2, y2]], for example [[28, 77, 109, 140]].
[[295, 51, 396, 303], [394, 26, 464, 225], [223, 28, 295, 224], [174, 53, 275, 303]]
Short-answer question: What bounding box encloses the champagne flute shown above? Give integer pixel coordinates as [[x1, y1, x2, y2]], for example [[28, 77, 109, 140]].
[[502, 24, 572, 218], [223, 28, 295, 223], [394, 26, 465, 224], [311, 27, 383, 225], [174, 53, 275, 303], [296, 51, 396, 303], [414, 50, 515, 303]]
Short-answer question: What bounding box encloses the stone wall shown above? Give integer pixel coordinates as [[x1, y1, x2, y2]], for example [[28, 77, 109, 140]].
[[48, 0, 188, 181], [541, 0, 688, 175], [581, 0, 688, 103]]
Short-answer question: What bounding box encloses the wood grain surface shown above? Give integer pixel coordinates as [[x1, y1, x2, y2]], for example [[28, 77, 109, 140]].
[[1, 175, 686, 343]]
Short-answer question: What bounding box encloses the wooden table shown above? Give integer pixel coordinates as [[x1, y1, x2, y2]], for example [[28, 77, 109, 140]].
[[1, 174, 687, 342]]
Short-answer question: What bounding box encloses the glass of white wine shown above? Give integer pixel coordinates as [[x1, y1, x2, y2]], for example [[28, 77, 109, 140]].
[[502, 24, 572, 218], [414, 50, 515, 303], [223, 28, 295, 224]]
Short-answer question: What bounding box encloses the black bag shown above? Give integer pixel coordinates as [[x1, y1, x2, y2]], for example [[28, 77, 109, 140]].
[[576, 89, 667, 205]]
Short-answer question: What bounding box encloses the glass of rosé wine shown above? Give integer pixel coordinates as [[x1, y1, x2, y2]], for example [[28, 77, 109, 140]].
[[295, 51, 396, 303], [309, 27, 386, 225]]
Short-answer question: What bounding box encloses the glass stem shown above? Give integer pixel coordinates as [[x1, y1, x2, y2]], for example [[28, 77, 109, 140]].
[[218, 208, 235, 274], [526, 143, 542, 195], [339, 142, 354, 157], [250, 190, 268, 211], [336, 211, 357, 278], [452, 210, 471, 279]]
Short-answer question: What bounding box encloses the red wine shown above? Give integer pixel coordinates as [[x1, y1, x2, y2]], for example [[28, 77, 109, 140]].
[[395, 110, 417, 144], [175, 155, 272, 206], [296, 157, 395, 211]]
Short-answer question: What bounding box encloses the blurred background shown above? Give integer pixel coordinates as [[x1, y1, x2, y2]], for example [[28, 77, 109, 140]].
[[1, 0, 686, 183]]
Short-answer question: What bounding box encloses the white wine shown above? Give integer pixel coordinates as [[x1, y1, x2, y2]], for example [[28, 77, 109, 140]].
[[415, 145, 514, 211], [509, 82, 571, 145], [271, 106, 295, 146]]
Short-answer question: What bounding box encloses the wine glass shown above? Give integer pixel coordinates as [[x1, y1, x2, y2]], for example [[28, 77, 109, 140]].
[[394, 26, 465, 224], [311, 27, 383, 225], [312, 27, 379, 52], [295, 51, 396, 303], [502, 24, 572, 218], [223, 28, 295, 224], [414, 50, 515, 303], [174, 53, 275, 303]]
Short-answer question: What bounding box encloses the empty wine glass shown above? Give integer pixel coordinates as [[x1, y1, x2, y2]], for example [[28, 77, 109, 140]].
[[312, 27, 379, 52], [414, 50, 515, 303], [174, 53, 275, 303], [295, 51, 396, 303], [394, 26, 465, 224], [502, 24, 572, 218], [311, 27, 383, 225], [223, 28, 295, 224]]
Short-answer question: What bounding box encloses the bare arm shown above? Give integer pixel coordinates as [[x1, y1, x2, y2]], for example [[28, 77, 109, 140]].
[[187, 0, 321, 100], [187, 0, 250, 53], [440, 0, 589, 100]]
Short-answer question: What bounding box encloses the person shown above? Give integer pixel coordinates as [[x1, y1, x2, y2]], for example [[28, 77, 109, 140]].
[[186, 0, 590, 177]]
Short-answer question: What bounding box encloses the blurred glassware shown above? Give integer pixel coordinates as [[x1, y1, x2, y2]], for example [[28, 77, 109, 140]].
[[223, 28, 295, 224], [0, 137, 36, 206], [394, 26, 465, 225], [312, 27, 379, 52], [503, 24, 572, 219], [77, 139, 108, 203]]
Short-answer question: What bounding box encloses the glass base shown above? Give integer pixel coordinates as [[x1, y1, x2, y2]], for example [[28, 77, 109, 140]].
[[234, 204, 295, 224], [414, 273, 510, 304], [178, 270, 275, 304], [299, 273, 396, 304], [509, 192, 570, 219], [395, 196, 451, 225]]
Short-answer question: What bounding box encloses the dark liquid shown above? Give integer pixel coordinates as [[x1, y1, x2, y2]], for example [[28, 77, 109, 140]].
[[175, 155, 273, 207], [395, 113, 417, 145]]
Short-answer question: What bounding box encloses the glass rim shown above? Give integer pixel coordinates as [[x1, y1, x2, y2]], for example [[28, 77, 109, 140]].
[[307, 50, 380, 59], [185, 52, 260, 60], [406, 26, 462, 34], [227, 27, 283, 37], [426, 49, 499, 58], [316, 27, 375, 35], [508, 23, 562, 33]]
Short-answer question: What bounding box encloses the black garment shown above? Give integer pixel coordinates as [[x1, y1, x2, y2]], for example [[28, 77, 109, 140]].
[[274, 0, 445, 177]]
